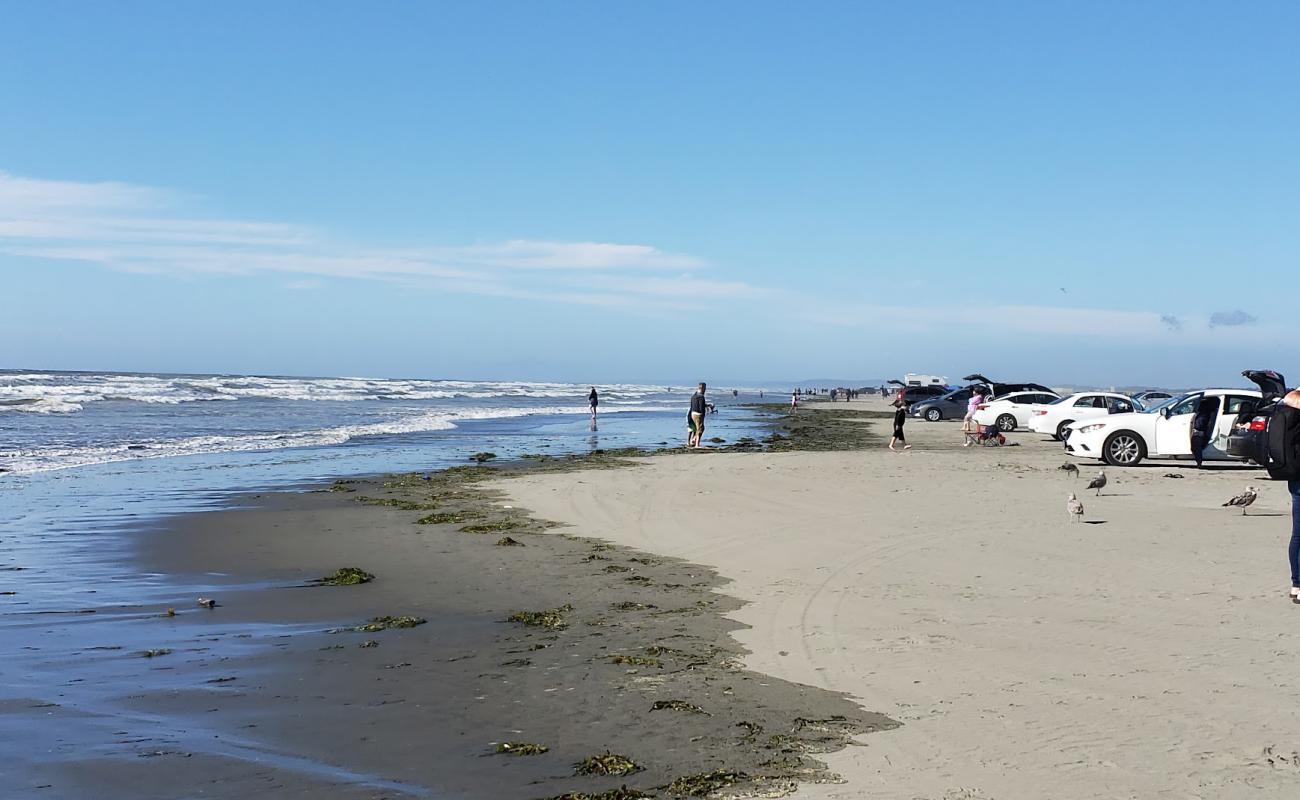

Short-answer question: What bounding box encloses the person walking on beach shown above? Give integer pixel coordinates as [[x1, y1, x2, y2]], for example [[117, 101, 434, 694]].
[[889, 399, 912, 451], [790, 391, 798, 411], [588, 386, 599, 420], [687, 382, 714, 447]]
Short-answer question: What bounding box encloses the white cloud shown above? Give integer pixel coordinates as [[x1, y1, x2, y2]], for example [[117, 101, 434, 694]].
[[0, 171, 720, 310]]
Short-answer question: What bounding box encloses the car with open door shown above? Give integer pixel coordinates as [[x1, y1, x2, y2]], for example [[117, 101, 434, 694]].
[[1065, 387, 1263, 467], [1227, 370, 1289, 463]]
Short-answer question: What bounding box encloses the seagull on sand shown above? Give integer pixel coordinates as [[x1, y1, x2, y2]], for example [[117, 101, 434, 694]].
[[1058, 462, 1079, 478], [1222, 486, 1259, 516], [1086, 470, 1107, 496], [1067, 493, 1085, 522]]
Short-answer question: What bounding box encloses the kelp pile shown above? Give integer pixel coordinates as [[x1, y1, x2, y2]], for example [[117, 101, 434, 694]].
[[507, 604, 573, 630], [496, 741, 549, 756], [312, 567, 374, 586], [574, 752, 641, 777], [355, 615, 425, 632]]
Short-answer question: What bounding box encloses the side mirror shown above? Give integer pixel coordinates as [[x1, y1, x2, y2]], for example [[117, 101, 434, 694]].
[[1160, 408, 1170, 419]]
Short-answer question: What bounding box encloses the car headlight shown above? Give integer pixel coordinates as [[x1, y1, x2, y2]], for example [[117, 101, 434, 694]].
[[1078, 424, 1107, 433]]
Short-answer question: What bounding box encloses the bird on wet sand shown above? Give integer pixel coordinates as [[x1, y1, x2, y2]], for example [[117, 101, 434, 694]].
[[1067, 493, 1085, 522], [1222, 486, 1258, 516], [1086, 470, 1108, 496], [1059, 462, 1079, 478]]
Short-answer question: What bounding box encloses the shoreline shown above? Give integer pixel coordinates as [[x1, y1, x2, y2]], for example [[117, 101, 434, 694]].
[[18, 403, 898, 799]]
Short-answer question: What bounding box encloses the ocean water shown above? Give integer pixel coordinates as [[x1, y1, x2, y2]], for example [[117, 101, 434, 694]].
[[1, 369, 777, 592]]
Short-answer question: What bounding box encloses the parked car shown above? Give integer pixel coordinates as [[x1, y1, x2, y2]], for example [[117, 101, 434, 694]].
[[1133, 390, 1175, 405], [1227, 370, 1289, 464], [891, 383, 949, 406], [971, 390, 1062, 432], [961, 373, 1055, 396], [1027, 392, 1141, 441], [1065, 387, 1263, 467], [911, 386, 980, 422]]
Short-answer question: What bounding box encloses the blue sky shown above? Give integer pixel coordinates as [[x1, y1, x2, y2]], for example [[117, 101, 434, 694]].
[[2, 2, 1295, 386]]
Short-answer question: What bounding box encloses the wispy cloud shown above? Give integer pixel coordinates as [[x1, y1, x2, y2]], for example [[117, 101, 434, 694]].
[[0, 171, 717, 310]]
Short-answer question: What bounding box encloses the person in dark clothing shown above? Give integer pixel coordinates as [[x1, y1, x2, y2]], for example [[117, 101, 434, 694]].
[[1191, 396, 1218, 467], [889, 400, 912, 451], [588, 387, 599, 420], [687, 382, 714, 447], [1282, 390, 1300, 603]]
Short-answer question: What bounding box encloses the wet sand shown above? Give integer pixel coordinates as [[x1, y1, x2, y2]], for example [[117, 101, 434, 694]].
[[18, 436, 895, 799]]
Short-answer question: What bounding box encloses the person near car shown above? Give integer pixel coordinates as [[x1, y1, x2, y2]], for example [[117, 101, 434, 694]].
[[889, 399, 912, 452], [1191, 396, 1217, 467], [1280, 390, 1300, 603], [962, 386, 987, 447]]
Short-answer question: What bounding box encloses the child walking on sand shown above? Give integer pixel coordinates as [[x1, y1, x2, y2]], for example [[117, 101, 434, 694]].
[[889, 400, 912, 451]]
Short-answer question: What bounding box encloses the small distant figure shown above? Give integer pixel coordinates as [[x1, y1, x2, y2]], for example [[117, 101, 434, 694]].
[[790, 392, 798, 411], [1086, 470, 1108, 496], [588, 386, 599, 420], [759, 390, 763, 399], [1222, 486, 1259, 516], [1059, 462, 1079, 478], [687, 382, 714, 448], [1067, 493, 1085, 522], [732, 389, 738, 398], [889, 400, 911, 452]]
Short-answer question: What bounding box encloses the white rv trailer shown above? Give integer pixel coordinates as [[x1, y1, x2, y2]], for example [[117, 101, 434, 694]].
[[904, 373, 948, 387]]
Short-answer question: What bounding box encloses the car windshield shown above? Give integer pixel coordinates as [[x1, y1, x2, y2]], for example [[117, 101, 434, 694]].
[[939, 388, 972, 402], [1047, 396, 1070, 405], [1140, 393, 1189, 413]]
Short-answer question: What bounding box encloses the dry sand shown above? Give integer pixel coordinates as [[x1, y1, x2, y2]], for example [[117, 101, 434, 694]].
[[503, 402, 1300, 799]]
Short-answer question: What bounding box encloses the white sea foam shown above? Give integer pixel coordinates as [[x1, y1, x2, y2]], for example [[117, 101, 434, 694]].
[[0, 372, 668, 411], [0, 403, 675, 474]]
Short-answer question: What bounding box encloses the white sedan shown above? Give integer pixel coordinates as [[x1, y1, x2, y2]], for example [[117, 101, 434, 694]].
[[1026, 392, 1141, 441], [971, 391, 1061, 432], [1065, 388, 1262, 467]]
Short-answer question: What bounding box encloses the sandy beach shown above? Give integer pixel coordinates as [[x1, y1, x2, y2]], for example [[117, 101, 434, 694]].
[[505, 401, 1300, 799]]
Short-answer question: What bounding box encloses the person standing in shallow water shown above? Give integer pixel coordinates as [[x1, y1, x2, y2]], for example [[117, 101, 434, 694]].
[[588, 386, 598, 420]]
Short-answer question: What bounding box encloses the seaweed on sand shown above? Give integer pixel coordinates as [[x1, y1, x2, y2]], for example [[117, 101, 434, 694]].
[[460, 518, 524, 533], [312, 567, 374, 586], [574, 752, 641, 777], [602, 564, 631, 573], [536, 788, 654, 800], [649, 700, 705, 714], [355, 615, 426, 632], [417, 510, 483, 525], [470, 452, 497, 463], [609, 655, 661, 668], [665, 770, 750, 796], [507, 604, 573, 630], [610, 601, 656, 611], [356, 497, 439, 511], [496, 741, 549, 755], [496, 536, 525, 546]]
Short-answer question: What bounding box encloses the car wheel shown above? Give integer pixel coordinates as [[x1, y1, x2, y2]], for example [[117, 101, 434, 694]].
[[1102, 431, 1146, 467], [924, 408, 942, 422], [1056, 420, 1074, 441], [996, 414, 1017, 432]]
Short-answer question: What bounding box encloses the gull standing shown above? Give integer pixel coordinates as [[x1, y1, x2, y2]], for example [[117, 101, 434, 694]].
[[1086, 470, 1108, 497], [1059, 462, 1079, 478], [1067, 493, 1085, 522], [1222, 486, 1259, 516]]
